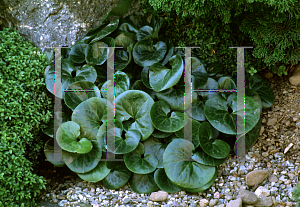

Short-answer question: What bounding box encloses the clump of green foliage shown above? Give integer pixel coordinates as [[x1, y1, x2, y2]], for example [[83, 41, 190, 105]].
[[0, 27, 54, 206], [143, 0, 300, 77], [293, 183, 300, 206]]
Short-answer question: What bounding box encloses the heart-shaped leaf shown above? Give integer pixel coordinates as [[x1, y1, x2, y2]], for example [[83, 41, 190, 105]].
[[137, 26, 153, 41], [133, 38, 167, 67], [191, 147, 227, 166], [85, 41, 108, 66], [64, 81, 101, 111], [106, 127, 141, 154], [156, 74, 185, 111], [198, 121, 230, 159], [115, 90, 155, 141], [69, 44, 88, 64], [163, 139, 216, 189], [149, 54, 184, 92], [150, 100, 188, 133], [115, 33, 136, 50], [132, 80, 156, 100], [102, 161, 131, 189], [204, 95, 260, 135], [124, 142, 158, 174], [129, 172, 159, 194], [71, 97, 108, 140], [186, 57, 208, 89], [62, 140, 102, 174], [56, 121, 93, 154], [141, 66, 152, 89]]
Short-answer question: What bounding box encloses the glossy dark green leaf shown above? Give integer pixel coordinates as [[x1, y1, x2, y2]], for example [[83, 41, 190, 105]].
[[114, 45, 132, 71], [77, 160, 111, 182], [89, 19, 119, 44], [175, 118, 201, 149], [245, 87, 262, 114], [64, 81, 101, 110], [156, 74, 185, 111], [106, 127, 141, 154], [150, 100, 188, 133], [154, 168, 181, 193], [173, 169, 217, 193], [115, 33, 136, 49], [151, 129, 173, 138], [160, 38, 174, 66], [129, 172, 159, 194], [102, 161, 131, 189], [56, 121, 93, 154], [124, 142, 158, 174], [234, 118, 262, 154], [143, 136, 168, 168], [163, 139, 216, 189], [45, 58, 97, 99], [71, 97, 108, 140], [204, 95, 260, 135], [69, 44, 88, 64], [132, 80, 156, 100], [115, 90, 155, 141], [186, 57, 208, 89], [85, 41, 108, 66], [198, 121, 230, 159], [246, 73, 274, 109], [118, 22, 138, 34], [133, 38, 167, 67], [141, 66, 152, 89], [198, 78, 219, 99], [62, 140, 102, 174], [149, 54, 184, 92], [137, 26, 153, 41], [191, 147, 227, 166]]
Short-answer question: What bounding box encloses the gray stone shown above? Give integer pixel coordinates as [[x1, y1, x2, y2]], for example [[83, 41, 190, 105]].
[[267, 118, 277, 126], [254, 196, 273, 206], [236, 189, 258, 205], [289, 64, 300, 86], [209, 199, 219, 207], [0, 0, 144, 54], [246, 170, 269, 186], [226, 198, 242, 207], [149, 191, 168, 202], [254, 186, 270, 198], [268, 175, 278, 183]]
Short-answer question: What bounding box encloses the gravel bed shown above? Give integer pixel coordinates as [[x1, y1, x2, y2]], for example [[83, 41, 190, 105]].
[[36, 72, 300, 207]]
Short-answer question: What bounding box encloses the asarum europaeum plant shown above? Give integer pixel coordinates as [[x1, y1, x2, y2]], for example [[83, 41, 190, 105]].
[[42, 0, 275, 194]]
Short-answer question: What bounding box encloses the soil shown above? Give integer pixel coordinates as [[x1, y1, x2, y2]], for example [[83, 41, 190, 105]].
[[32, 65, 300, 207]]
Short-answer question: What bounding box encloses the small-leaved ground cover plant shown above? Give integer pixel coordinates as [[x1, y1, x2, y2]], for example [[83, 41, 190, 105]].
[[0, 27, 54, 206]]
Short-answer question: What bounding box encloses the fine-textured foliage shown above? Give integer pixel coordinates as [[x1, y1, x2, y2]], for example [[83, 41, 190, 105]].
[[143, 0, 300, 77], [0, 27, 54, 206]]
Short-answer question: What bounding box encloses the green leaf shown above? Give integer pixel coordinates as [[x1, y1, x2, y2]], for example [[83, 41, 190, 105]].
[[163, 139, 216, 189], [175, 118, 201, 149], [204, 95, 260, 135], [102, 161, 131, 189], [186, 57, 208, 89], [149, 54, 184, 92], [62, 140, 102, 174], [198, 121, 230, 159], [101, 0, 134, 23], [56, 121, 93, 154], [64, 81, 101, 110], [245, 73, 274, 109], [143, 136, 168, 168], [154, 168, 181, 193], [77, 160, 111, 182], [89, 19, 120, 44], [44, 138, 65, 167], [71, 97, 108, 140], [133, 38, 167, 67], [45, 58, 97, 99], [150, 100, 188, 133], [69, 44, 88, 64], [129, 172, 159, 194], [124, 142, 158, 174], [85, 41, 108, 66], [115, 90, 155, 141]]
